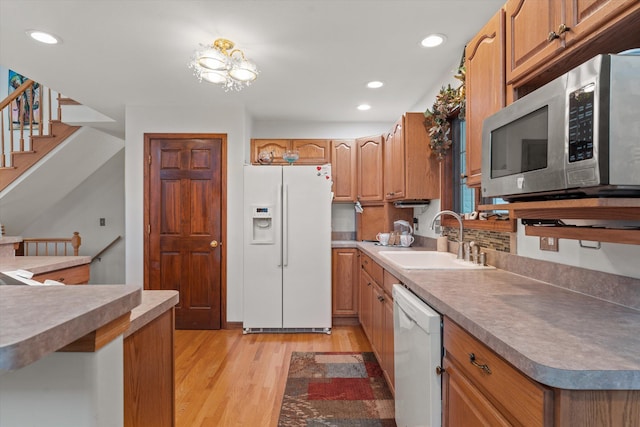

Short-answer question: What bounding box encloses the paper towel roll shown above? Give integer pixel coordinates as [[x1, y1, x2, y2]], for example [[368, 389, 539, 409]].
[[437, 236, 448, 252]]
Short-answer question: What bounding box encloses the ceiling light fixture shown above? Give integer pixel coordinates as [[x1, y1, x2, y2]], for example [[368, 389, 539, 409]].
[[27, 30, 60, 44], [189, 38, 258, 91], [367, 81, 384, 89], [421, 34, 446, 48], [357, 104, 371, 111]]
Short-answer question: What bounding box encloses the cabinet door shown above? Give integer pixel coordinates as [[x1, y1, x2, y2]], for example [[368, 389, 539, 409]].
[[505, 0, 564, 85], [359, 267, 374, 341], [332, 248, 358, 317], [465, 9, 506, 188], [382, 295, 395, 392], [331, 139, 357, 202], [564, 0, 639, 44], [251, 139, 289, 165], [371, 283, 385, 363], [291, 139, 331, 165], [443, 355, 511, 427], [403, 112, 440, 199], [356, 135, 384, 203], [384, 118, 405, 200]]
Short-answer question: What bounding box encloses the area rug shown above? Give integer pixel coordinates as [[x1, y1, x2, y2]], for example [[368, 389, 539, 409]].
[[278, 351, 397, 427]]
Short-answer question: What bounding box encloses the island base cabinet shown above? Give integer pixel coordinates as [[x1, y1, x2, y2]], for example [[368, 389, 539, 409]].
[[0, 337, 124, 427], [124, 308, 175, 427]]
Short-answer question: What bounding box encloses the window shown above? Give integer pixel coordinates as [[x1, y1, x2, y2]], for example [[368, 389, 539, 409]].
[[451, 117, 475, 214], [439, 115, 515, 232]]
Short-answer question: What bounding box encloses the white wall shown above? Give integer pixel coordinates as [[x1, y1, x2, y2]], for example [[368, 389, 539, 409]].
[[125, 104, 248, 321], [517, 226, 640, 279], [22, 149, 125, 284]]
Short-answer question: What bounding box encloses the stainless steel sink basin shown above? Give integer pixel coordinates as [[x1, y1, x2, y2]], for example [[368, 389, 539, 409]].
[[378, 251, 495, 270]]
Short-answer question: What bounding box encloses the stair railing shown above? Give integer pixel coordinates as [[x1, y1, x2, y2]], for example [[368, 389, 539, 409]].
[[0, 78, 56, 168]]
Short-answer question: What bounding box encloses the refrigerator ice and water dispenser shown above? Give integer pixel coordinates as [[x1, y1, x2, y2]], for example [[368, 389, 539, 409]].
[[251, 204, 275, 244]]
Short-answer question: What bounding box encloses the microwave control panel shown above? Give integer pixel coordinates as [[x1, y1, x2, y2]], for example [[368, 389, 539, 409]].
[[568, 83, 595, 163]]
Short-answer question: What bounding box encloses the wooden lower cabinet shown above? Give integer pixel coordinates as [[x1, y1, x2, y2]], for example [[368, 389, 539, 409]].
[[359, 267, 374, 341], [32, 263, 90, 284], [358, 251, 395, 393], [124, 308, 175, 427], [443, 355, 511, 426], [443, 317, 553, 426], [331, 248, 359, 322]]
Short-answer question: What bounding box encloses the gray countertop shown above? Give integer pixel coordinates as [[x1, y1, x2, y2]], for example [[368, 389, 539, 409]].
[[357, 241, 640, 390], [0, 284, 141, 371], [0, 257, 178, 373], [0, 256, 91, 274], [124, 290, 179, 338]]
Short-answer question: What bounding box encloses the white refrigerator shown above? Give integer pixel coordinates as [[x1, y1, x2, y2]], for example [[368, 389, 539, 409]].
[[243, 164, 333, 333]]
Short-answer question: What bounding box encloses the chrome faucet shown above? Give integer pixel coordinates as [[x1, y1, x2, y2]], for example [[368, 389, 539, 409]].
[[430, 210, 464, 259]]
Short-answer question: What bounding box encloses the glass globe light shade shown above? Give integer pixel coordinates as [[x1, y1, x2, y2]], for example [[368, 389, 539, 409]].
[[198, 48, 228, 70], [229, 60, 258, 82], [200, 70, 228, 84]]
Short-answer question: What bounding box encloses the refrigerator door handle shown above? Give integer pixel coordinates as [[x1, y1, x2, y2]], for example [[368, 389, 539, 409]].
[[276, 183, 283, 267], [283, 183, 289, 267]]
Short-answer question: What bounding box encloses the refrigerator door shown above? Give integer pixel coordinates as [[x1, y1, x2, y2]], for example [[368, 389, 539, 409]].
[[243, 165, 283, 328], [282, 165, 332, 329]]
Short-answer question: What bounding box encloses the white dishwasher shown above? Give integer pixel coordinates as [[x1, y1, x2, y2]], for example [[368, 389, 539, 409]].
[[393, 284, 442, 427]]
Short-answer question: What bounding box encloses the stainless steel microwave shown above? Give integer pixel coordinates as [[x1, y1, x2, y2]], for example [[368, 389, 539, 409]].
[[481, 53, 640, 201]]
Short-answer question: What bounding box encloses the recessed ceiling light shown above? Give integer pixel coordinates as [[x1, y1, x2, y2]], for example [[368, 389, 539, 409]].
[[26, 30, 60, 45], [367, 81, 384, 89], [357, 104, 371, 111], [421, 34, 446, 48]]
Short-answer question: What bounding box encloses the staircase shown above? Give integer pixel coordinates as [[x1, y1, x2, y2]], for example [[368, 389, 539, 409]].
[[1, 79, 80, 192], [0, 76, 125, 235]]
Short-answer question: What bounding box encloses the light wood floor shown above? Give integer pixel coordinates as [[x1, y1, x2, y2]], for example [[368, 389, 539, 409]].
[[174, 325, 372, 427]]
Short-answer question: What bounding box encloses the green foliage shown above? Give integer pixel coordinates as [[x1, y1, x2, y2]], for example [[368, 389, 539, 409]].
[[424, 66, 465, 160]]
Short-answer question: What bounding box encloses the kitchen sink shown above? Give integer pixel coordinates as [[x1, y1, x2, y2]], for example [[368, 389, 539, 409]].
[[378, 250, 495, 270]]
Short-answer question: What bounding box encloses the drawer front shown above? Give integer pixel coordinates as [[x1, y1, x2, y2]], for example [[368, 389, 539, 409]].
[[382, 270, 400, 296], [33, 264, 90, 285], [444, 318, 552, 426], [360, 252, 383, 285]]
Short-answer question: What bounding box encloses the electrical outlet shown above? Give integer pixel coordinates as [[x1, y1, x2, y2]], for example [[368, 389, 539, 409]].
[[100, 218, 106, 226], [540, 236, 558, 251]]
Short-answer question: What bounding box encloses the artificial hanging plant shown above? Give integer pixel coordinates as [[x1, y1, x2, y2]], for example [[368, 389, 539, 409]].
[[424, 62, 466, 161]]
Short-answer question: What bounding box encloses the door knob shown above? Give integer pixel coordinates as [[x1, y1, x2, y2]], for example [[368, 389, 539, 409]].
[[210, 240, 219, 248]]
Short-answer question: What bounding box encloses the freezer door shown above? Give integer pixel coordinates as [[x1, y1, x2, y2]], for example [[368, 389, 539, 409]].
[[243, 165, 283, 328], [282, 165, 332, 328]]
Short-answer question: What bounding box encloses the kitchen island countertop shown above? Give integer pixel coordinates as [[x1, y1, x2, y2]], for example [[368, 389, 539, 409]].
[[0, 284, 141, 371], [357, 242, 640, 390]]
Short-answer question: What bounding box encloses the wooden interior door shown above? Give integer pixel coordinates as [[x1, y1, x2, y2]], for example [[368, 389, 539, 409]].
[[145, 134, 226, 330]]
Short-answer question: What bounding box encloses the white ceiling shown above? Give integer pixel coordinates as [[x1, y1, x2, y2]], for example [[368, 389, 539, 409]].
[[0, 0, 504, 138]]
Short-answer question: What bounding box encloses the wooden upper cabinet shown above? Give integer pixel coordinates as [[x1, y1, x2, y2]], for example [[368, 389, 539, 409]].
[[564, 0, 639, 44], [250, 139, 330, 165], [331, 139, 357, 202], [356, 135, 384, 203], [384, 117, 405, 200], [291, 139, 331, 164], [251, 139, 289, 165], [383, 112, 440, 200], [506, 0, 640, 89], [465, 9, 506, 188], [505, 0, 563, 85]]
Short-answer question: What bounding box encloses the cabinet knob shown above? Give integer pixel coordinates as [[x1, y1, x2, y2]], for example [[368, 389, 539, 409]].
[[548, 23, 570, 42], [377, 294, 385, 302], [436, 366, 445, 375]]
